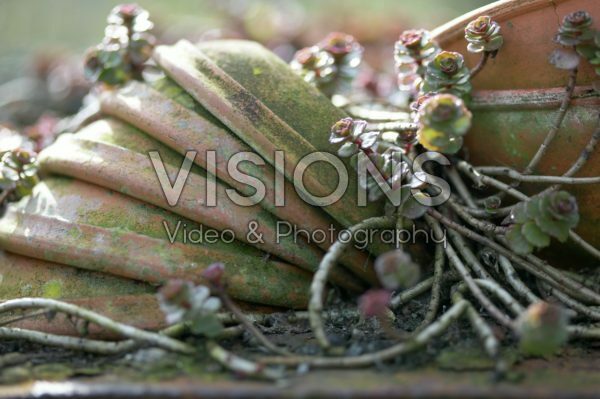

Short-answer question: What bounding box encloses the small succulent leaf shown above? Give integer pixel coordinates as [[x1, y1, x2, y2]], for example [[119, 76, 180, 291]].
[[359, 131, 380, 149], [510, 202, 529, 224], [338, 142, 359, 157], [575, 43, 597, 60], [535, 213, 570, 242], [506, 225, 534, 255], [549, 48, 580, 70], [189, 313, 224, 338], [401, 194, 428, 219], [522, 221, 551, 248], [525, 198, 542, 220]]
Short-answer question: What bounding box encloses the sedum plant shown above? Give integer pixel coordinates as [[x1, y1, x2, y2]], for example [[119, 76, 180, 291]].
[[84, 3, 156, 85], [0, 149, 39, 201], [291, 32, 363, 96], [506, 191, 580, 255], [421, 51, 472, 99], [158, 279, 224, 338], [517, 302, 569, 357], [290, 46, 336, 87], [416, 93, 472, 154], [552, 10, 599, 75], [555, 10, 595, 46], [374, 249, 421, 290], [464, 16, 504, 53], [394, 29, 440, 94]]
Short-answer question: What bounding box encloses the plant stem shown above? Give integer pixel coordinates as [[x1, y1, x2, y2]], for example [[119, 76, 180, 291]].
[[259, 300, 469, 368], [428, 208, 600, 305], [457, 161, 528, 201], [207, 340, 283, 380], [414, 244, 445, 332], [469, 52, 490, 79], [448, 229, 492, 279], [0, 327, 141, 355], [366, 121, 418, 132], [448, 197, 508, 235], [451, 290, 502, 371], [545, 285, 600, 321], [473, 279, 525, 315], [427, 216, 514, 329], [544, 116, 600, 194], [446, 168, 477, 208], [567, 230, 600, 261], [522, 68, 578, 176], [391, 277, 433, 308], [498, 256, 540, 304], [0, 298, 193, 354], [215, 287, 291, 356], [459, 161, 600, 261], [475, 167, 600, 185], [0, 186, 14, 207], [568, 325, 600, 339], [462, 206, 512, 219], [309, 216, 394, 350]]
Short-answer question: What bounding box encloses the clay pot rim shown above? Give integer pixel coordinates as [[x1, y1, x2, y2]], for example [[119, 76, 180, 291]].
[[432, 0, 571, 45], [472, 84, 600, 110]]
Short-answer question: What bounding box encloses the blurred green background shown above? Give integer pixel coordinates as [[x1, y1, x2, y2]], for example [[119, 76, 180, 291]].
[[0, 0, 494, 83]]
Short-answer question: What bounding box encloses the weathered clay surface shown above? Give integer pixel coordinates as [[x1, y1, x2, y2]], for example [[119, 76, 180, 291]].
[[435, 0, 600, 253], [470, 87, 600, 251], [100, 80, 376, 284], [1, 347, 599, 398], [154, 40, 384, 230], [0, 177, 313, 308], [433, 0, 600, 90]]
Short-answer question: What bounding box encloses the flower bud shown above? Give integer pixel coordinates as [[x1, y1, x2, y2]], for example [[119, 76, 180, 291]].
[[358, 289, 391, 318], [202, 262, 225, 286]]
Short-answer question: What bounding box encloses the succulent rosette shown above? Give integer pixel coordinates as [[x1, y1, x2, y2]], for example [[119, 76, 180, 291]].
[[394, 29, 440, 92], [416, 93, 472, 154], [329, 117, 380, 156], [107, 3, 154, 32], [506, 191, 580, 255], [517, 302, 569, 357], [158, 280, 223, 337], [374, 250, 421, 290], [318, 32, 364, 78], [290, 46, 336, 86], [465, 16, 504, 53], [421, 51, 472, 99], [0, 149, 39, 199], [586, 31, 600, 75], [84, 3, 155, 85], [555, 10, 595, 46]]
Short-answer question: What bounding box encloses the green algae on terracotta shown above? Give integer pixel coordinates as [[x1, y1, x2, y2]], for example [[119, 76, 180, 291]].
[[469, 87, 600, 251], [153, 40, 384, 230], [36, 119, 342, 279], [100, 79, 377, 284], [0, 251, 153, 300], [0, 178, 317, 307]]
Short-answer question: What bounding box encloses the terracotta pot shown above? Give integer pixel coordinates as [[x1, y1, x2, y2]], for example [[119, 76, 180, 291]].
[[0, 251, 152, 300], [433, 0, 600, 261], [0, 177, 315, 308], [153, 40, 385, 230], [99, 79, 376, 284], [432, 0, 599, 90], [38, 119, 369, 290]]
